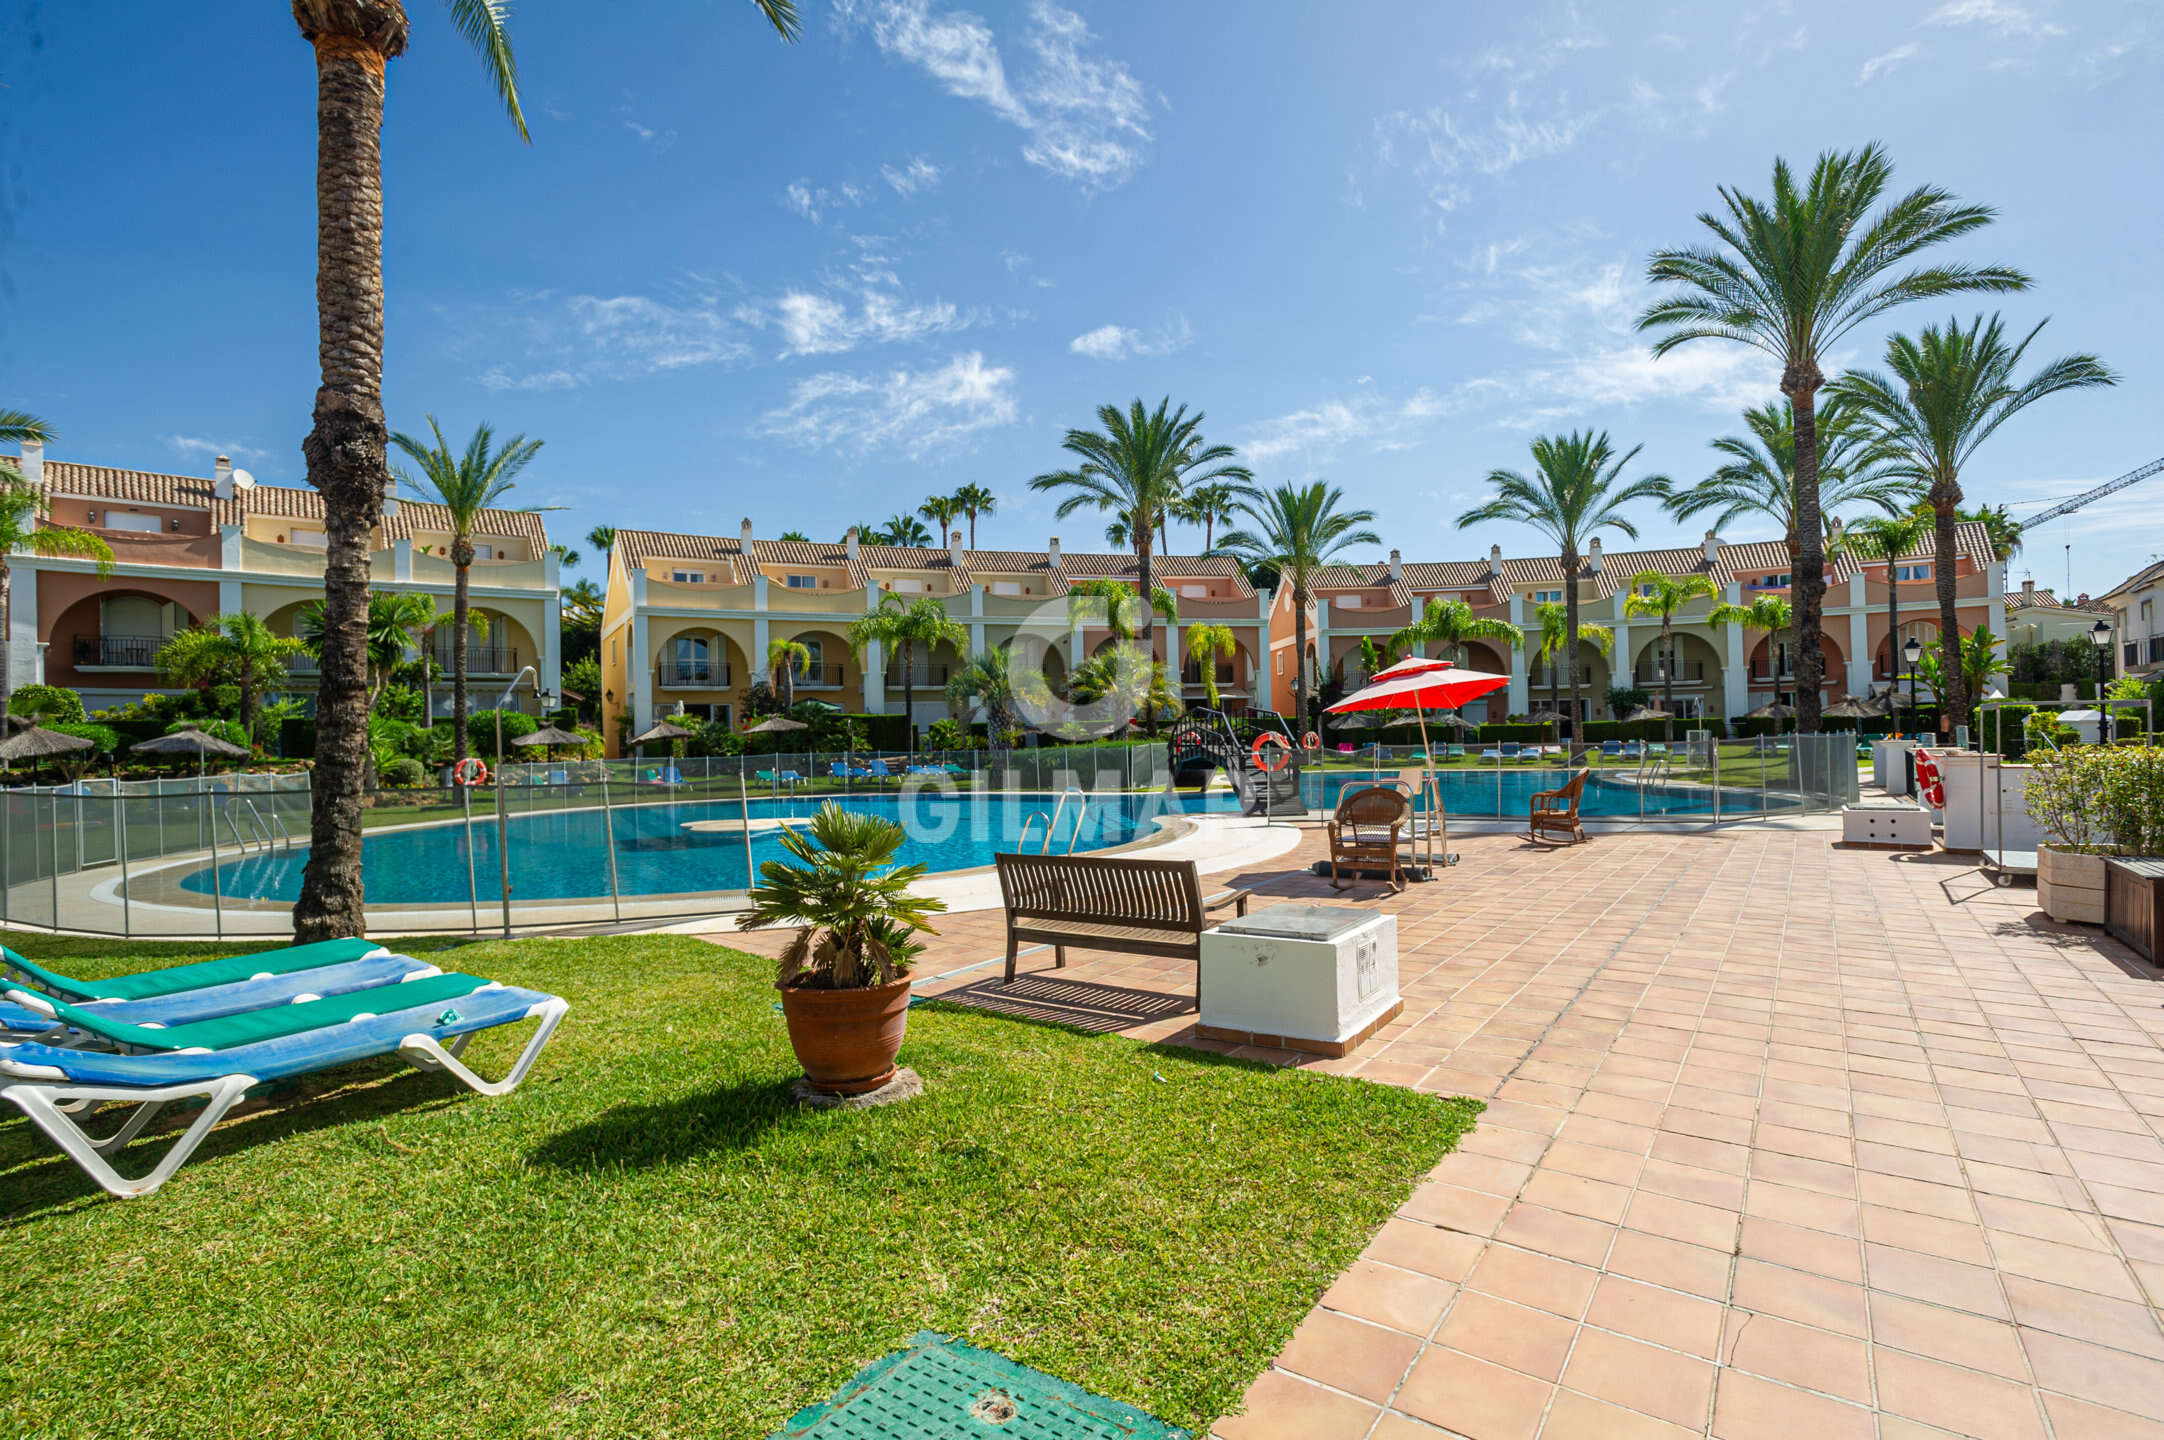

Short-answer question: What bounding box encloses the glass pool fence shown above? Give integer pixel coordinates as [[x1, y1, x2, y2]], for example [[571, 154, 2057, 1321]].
[[0, 734, 1858, 938]]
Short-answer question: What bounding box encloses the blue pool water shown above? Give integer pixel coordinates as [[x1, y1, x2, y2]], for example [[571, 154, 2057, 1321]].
[[175, 769, 1791, 906]]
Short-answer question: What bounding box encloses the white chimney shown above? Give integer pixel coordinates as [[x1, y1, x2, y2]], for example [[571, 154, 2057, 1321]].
[[213, 454, 234, 500], [949, 529, 964, 567], [379, 470, 396, 518], [1587, 538, 1602, 574], [2022, 577, 2035, 596], [1388, 547, 1403, 583], [845, 526, 859, 562], [16, 438, 42, 485], [1488, 543, 1502, 576], [1048, 536, 1061, 566], [740, 517, 755, 552], [1702, 529, 1720, 566]]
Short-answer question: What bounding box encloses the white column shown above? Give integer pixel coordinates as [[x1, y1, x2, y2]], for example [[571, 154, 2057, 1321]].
[[751, 574, 770, 691], [8, 557, 37, 690], [1846, 577, 1872, 696], [1250, 593, 1271, 709], [968, 585, 986, 659], [1721, 583, 1749, 720], [394, 538, 414, 583], [1312, 600, 1331, 691], [1613, 620, 1633, 688], [630, 609, 652, 735], [541, 588, 563, 701], [860, 588, 885, 714], [1507, 593, 1529, 715]]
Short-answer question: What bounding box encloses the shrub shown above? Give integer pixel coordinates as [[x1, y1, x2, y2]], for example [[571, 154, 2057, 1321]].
[[468, 707, 537, 755], [10, 684, 85, 724], [380, 756, 428, 788], [924, 718, 972, 750], [169, 718, 250, 750], [2027, 744, 2164, 855], [50, 722, 121, 754], [376, 684, 425, 722], [2024, 709, 2079, 757]]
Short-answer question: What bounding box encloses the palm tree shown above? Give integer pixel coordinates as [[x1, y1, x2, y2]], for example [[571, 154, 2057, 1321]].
[[407, 595, 486, 728], [878, 513, 932, 547], [1066, 577, 1179, 731], [550, 543, 580, 569], [156, 613, 309, 734], [1637, 142, 2028, 732], [1, 417, 115, 727], [778, 530, 810, 543], [585, 525, 616, 562], [767, 637, 811, 712], [918, 495, 961, 546], [1956, 503, 2023, 562], [1659, 396, 1918, 567], [389, 417, 546, 764], [1832, 315, 2115, 723], [1387, 597, 1523, 672], [299, 590, 447, 711], [846, 594, 967, 756], [1535, 602, 1614, 743], [945, 646, 1042, 750], [289, 0, 798, 940], [1458, 432, 1665, 757], [1710, 594, 1795, 719], [1622, 572, 1718, 740], [560, 578, 603, 629], [1031, 398, 1252, 671], [1174, 481, 1242, 552], [1216, 482, 1380, 730], [1840, 509, 1935, 703], [950, 483, 997, 550], [1185, 622, 1237, 709]]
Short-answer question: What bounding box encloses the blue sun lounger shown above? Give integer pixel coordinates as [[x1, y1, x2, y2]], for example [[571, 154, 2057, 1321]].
[[0, 975, 570, 1198], [0, 951, 444, 1037], [1, 936, 391, 1004]]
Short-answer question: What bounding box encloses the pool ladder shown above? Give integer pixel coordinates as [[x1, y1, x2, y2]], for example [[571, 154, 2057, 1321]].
[[219, 798, 296, 856], [1016, 786, 1087, 854]]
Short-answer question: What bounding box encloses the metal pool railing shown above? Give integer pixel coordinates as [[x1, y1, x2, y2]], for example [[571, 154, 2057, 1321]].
[[0, 736, 1859, 939]]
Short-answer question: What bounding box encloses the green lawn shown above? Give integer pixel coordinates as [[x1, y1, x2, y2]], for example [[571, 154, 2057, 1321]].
[[0, 931, 1478, 1438]]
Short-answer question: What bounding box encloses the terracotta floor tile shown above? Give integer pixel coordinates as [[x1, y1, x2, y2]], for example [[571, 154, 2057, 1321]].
[[1721, 1310, 1873, 1403], [1466, 1243, 1600, 1320], [1275, 1309, 1424, 1403], [1363, 1218, 1488, 1283], [1622, 1190, 1741, 1252], [1709, 1369, 1876, 1440], [1874, 1347, 2050, 1440], [1731, 1256, 1868, 1337], [1864, 1243, 2012, 1319], [1738, 1215, 1864, 1284], [1584, 1274, 1725, 1357], [1319, 1260, 1458, 1336], [2021, 1329, 2164, 1423], [1493, 1204, 1616, 1268], [1540, 1388, 1697, 1440], [1393, 1346, 1554, 1440], [1868, 1290, 2031, 1377], [1435, 1291, 1579, 1382], [1559, 1327, 1715, 1431], [1212, 1368, 1381, 1440], [2039, 1393, 2164, 1439], [1604, 1228, 1733, 1301], [2004, 1276, 2164, 1361]]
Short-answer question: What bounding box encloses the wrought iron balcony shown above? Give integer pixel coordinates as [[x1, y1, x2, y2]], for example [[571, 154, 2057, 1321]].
[[73, 634, 163, 669], [1180, 661, 1237, 685], [1635, 661, 1706, 684], [658, 660, 729, 689], [883, 664, 949, 687], [433, 643, 519, 675]]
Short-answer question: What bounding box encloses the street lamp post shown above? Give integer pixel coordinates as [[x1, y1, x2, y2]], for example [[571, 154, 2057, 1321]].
[[1903, 636, 1922, 737], [492, 666, 558, 938], [2092, 619, 2115, 744]]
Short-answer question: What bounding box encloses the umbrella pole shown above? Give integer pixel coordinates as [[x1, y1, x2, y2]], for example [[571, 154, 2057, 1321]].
[[1414, 700, 1442, 874]]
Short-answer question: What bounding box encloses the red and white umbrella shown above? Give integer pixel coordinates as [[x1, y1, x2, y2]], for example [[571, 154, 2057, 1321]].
[[1327, 659, 1510, 872]]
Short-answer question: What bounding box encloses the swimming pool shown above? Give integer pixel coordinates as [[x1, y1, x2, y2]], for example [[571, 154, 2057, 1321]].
[[1304, 769, 1794, 819], [175, 790, 1243, 906]]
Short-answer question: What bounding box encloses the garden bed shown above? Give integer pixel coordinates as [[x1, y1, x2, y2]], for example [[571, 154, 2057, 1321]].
[[0, 930, 1477, 1437]]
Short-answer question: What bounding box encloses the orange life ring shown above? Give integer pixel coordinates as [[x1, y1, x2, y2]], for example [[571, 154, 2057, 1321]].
[[452, 757, 491, 788], [1251, 732, 1293, 773], [1302, 730, 1321, 750], [1914, 747, 1945, 809]]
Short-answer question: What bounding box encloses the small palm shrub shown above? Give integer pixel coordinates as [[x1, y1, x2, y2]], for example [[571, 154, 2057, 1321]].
[[380, 757, 428, 788], [736, 804, 946, 990]]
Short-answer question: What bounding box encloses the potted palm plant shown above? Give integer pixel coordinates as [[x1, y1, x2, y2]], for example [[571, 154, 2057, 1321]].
[[736, 804, 946, 1095]]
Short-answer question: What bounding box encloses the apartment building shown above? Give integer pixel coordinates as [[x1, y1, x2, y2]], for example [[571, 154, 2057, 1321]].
[[2099, 559, 2164, 683], [2004, 579, 2115, 650], [1281, 522, 2007, 723], [6, 442, 561, 713], [598, 521, 1271, 753]]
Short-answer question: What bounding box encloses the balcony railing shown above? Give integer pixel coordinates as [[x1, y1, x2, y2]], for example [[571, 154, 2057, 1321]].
[[790, 664, 839, 687], [1634, 661, 1706, 684], [1180, 662, 1237, 685], [1527, 666, 1594, 687], [658, 660, 730, 689], [884, 665, 949, 687], [73, 634, 163, 669], [285, 653, 320, 676], [433, 644, 519, 675]]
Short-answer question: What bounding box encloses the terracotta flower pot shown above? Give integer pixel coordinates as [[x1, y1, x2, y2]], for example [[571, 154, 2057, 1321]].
[[776, 977, 912, 1095]]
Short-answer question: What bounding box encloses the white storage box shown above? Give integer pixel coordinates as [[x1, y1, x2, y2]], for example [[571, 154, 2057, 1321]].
[[1197, 906, 1400, 1058], [1842, 802, 1932, 848]]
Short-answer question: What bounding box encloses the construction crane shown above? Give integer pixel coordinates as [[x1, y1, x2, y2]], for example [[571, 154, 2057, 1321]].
[[2019, 454, 2164, 527]]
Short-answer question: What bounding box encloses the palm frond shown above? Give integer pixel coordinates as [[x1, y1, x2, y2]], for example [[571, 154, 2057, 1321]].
[[442, 0, 528, 142]]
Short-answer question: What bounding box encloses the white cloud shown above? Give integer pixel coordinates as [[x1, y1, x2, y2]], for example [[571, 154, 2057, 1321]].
[[881, 156, 944, 196], [1626, 72, 1733, 136], [758, 351, 1019, 456], [836, 0, 1152, 190], [1926, 1, 2063, 37], [1067, 316, 1191, 360], [476, 368, 585, 394], [473, 285, 751, 390], [767, 287, 965, 357], [621, 111, 678, 149], [166, 435, 271, 465], [1858, 44, 1922, 84], [1378, 96, 1600, 181], [782, 179, 869, 225]]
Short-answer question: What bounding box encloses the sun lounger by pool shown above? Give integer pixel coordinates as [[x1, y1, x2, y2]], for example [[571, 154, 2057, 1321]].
[[1600, 741, 1624, 759], [1, 937, 390, 1005], [1, 951, 443, 1037], [0, 974, 569, 1197]]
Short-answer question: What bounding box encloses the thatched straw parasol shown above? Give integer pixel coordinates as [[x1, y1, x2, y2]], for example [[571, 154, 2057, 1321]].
[[512, 724, 586, 759], [743, 715, 809, 734], [1822, 696, 1887, 719], [129, 725, 251, 778], [0, 725, 95, 764], [1624, 704, 1673, 723]]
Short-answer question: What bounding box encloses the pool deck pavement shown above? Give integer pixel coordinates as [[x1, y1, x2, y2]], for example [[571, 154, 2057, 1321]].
[[724, 823, 2164, 1440]]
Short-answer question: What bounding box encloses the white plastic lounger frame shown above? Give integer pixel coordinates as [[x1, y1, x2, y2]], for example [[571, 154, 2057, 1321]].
[[0, 995, 568, 1199]]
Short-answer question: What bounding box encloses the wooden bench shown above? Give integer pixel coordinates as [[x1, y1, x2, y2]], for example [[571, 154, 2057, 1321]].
[[994, 853, 1251, 1000]]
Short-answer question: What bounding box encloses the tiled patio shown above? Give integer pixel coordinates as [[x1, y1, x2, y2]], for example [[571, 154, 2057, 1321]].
[[726, 826, 2164, 1439]]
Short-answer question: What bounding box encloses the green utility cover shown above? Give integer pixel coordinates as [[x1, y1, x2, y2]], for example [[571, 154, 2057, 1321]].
[[777, 1332, 1191, 1439]]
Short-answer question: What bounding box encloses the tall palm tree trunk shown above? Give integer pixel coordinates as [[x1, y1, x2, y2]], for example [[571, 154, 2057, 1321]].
[[1, 557, 14, 729], [899, 638, 915, 758], [1787, 377, 1828, 732], [452, 538, 473, 765], [1563, 554, 1583, 759], [1661, 614, 1676, 744], [1136, 530, 1158, 736], [1884, 566, 1901, 722], [294, 14, 405, 942], [1929, 480, 1965, 725], [1292, 590, 1310, 729]]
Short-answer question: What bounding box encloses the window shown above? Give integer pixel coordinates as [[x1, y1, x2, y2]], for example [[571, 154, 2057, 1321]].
[[672, 570, 706, 584], [991, 581, 1023, 596], [1179, 584, 1209, 599], [1636, 583, 1659, 598], [1337, 594, 1361, 609], [473, 542, 498, 561], [890, 578, 928, 594], [1753, 573, 1790, 588], [791, 638, 825, 683], [1532, 589, 1563, 604], [1894, 563, 1932, 582], [785, 574, 819, 589], [290, 528, 327, 548], [2141, 598, 2155, 625], [104, 511, 163, 533]]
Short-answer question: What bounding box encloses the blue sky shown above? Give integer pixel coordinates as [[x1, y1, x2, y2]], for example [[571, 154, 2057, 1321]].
[[4, 0, 2160, 596]]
